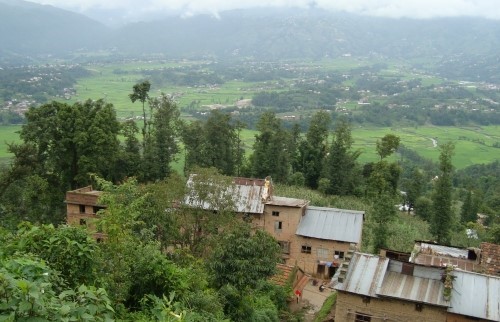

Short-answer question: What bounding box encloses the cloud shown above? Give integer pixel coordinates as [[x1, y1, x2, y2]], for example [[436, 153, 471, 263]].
[[31, 0, 500, 20]]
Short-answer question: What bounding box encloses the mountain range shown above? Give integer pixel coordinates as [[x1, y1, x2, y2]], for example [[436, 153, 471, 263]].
[[1, 0, 500, 65]]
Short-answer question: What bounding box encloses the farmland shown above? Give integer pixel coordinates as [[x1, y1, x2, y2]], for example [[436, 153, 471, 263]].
[[1, 57, 498, 169]]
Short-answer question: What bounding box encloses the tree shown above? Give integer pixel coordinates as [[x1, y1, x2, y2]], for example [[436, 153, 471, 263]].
[[460, 189, 480, 224], [376, 134, 400, 160], [129, 80, 151, 147], [371, 192, 397, 253], [406, 167, 425, 213], [323, 118, 361, 195], [150, 94, 181, 180], [297, 111, 331, 189], [209, 224, 280, 290], [431, 142, 455, 244], [248, 112, 291, 182]]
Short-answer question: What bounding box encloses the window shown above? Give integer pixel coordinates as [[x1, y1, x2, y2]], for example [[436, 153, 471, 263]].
[[301, 245, 311, 254], [274, 221, 283, 232], [355, 313, 371, 322], [317, 248, 329, 258], [278, 241, 290, 254], [79, 218, 87, 226], [335, 251, 345, 259], [272, 211, 280, 217], [79, 205, 85, 214], [415, 303, 423, 312]]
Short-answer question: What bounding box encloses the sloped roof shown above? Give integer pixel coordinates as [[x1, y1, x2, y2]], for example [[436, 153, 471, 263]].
[[296, 206, 364, 243], [336, 253, 389, 297], [337, 252, 500, 320], [449, 270, 500, 321], [184, 175, 267, 214], [379, 271, 448, 307]]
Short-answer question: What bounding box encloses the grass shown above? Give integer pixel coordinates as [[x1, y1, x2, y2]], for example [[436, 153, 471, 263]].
[[0, 125, 22, 164]]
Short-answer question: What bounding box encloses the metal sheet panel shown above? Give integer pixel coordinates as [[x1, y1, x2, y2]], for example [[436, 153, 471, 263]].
[[296, 206, 364, 243], [448, 270, 500, 321], [378, 271, 448, 307], [336, 253, 389, 297]]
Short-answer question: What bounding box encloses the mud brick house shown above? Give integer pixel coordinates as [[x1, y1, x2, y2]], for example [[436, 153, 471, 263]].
[[65, 186, 105, 240], [479, 242, 500, 276], [334, 252, 500, 322], [184, 175, 365, 277]]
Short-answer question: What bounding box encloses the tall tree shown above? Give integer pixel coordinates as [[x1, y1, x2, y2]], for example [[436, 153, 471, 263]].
[[249, 112, 291, 182], [149, 94, 181, 180], [129, 80, 151, 148], [405, 167, 425, 213], [323, 118, 361, 195], [431, 142, 455, 244], [297, 111, 331, 189]]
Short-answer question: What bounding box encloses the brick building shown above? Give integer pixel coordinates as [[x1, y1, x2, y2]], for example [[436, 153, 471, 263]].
[[65, 186, 105, 240], [185, 175, 365, 277], [335, 252, 500, 322]]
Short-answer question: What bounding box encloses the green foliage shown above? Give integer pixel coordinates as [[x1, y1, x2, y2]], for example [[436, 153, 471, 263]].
[[371, 192, 397, 253], [313, 292, 337, 322], [376, 134, 400, 160], [323, 118, 361, 196], [209, 225, 280, 290], [248, 112, 291, 183], [0, 253, 114, 322], [4, 224, 98, 289], [431, 142, 455, 244]]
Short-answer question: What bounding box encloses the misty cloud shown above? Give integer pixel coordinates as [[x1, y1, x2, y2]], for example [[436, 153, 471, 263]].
[[32, 0, 500, 20]]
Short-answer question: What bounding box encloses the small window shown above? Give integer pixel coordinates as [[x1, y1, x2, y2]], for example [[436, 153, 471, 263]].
[[274, 221, 283, 232], [278, 241, 290, 254], [317, 248, 329, 258], [79, 205, 85, 214], [355, 313, 371, 322], [415, 303, 423, 312], [79, 218, 87, 226], [301, 245, 311, 254], [272, 211, 280, 217], [335, 251, 345, 259]]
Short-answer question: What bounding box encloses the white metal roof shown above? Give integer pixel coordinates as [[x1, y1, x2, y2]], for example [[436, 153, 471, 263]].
[[296, 206, 364, 243], [448, 270, 500, 321]]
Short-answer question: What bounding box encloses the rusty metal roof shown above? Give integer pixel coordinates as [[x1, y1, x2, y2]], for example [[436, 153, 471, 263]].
[[448, 270, 500, 321], [296, 206, 364, 243], [335, 253, 389, 296]]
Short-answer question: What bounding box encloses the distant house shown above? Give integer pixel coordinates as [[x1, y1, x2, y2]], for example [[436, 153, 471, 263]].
[[410, 241, 500, 277], [65, 186, 105, 241], [335, 252, 500, 322]]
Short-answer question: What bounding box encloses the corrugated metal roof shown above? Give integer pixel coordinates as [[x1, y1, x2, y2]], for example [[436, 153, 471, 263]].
[[296, 206, 364, 243], [336, 253, 389, 296], [448, 270, 500, 321], [184, 175, 266, 214], [378, 271, 448, 307]]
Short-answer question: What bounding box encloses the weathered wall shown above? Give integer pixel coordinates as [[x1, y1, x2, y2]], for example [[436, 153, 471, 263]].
[[335, 291, 447, 322]]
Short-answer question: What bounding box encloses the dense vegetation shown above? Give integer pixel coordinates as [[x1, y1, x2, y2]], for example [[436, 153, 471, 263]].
[[0, 80, 499, 319]]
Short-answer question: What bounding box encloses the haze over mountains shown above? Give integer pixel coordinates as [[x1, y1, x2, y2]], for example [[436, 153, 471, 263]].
[[1, 0, 500, 67]]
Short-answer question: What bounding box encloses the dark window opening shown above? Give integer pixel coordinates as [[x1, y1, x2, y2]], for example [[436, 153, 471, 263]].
[[272, 211, 280, 217], [79, 205, 85, 214], [301, 245, 311, 254], [415, 303, 423, 312], [402, 262, 415, 276], [335, 251, 345, 259], [355, 313, 371, 322], [274, 221, 283, 232], [362, 296, 371, 304]]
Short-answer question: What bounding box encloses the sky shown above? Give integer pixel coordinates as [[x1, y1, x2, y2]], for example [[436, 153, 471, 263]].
[[28, 0, 500, 22]]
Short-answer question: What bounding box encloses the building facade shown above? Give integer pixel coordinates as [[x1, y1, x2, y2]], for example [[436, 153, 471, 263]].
[[65, 186, 105, 240]]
